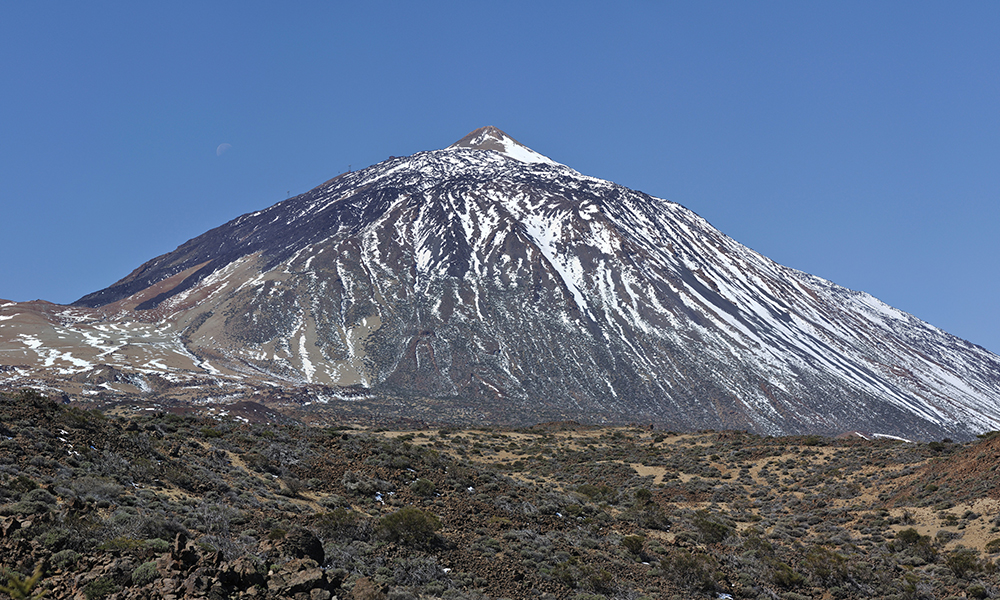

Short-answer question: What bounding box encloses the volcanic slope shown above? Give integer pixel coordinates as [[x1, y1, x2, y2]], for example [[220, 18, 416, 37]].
[[4, 126, 999, 439]]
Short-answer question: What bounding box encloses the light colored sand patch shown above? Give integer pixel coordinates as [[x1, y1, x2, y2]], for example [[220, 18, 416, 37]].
[[631, 463, 669, 485], [888, 498, 1000, 553]]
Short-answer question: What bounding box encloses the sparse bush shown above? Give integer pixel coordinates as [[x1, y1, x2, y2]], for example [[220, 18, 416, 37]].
[[50, 549, 80, 571], [131, 561, 158, 586], [945, 547, 982, 579], [621, 535, 644, 557], [659, 549, 719, 593], [892, 527, 937, 562], [409, 478, 435, 497], [315, 508, 365, 541], [691, 509, 733, 544], [802, 545, 849, 587], [83, 576, 118, 600], [377, 507, 441, 548], [985, 538, 1000, 553], [574, 484, 615, 503], [20, 488, 55, 505], [968, 583, 988, 599], [770, 560, 806, 589]]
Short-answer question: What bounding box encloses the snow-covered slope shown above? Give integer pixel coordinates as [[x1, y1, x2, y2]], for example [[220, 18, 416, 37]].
[[9, 127, 999, 439]]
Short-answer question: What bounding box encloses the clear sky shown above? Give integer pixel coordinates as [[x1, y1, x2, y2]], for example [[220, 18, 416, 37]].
[[2, 2, 998, 353]]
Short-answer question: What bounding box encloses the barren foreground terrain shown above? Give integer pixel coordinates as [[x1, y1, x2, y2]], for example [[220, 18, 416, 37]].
[[3, 389, 1000, 599]]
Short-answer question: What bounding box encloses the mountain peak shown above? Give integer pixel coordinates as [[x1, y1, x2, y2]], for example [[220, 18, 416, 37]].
[[448, 126, 557, 165]]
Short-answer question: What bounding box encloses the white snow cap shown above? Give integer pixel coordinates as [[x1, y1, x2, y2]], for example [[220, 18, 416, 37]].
[[448, 126, 558, 165]]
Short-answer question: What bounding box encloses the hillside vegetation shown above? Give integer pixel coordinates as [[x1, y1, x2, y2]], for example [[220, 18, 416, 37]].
[[2, 389, 1000, 599]]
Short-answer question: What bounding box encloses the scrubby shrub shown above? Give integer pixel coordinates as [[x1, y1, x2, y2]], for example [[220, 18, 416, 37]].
[[377, 507, 441, 548], [621, 535, 645, 557], [552, 557, 613, 593], [314, 508, 365, 541], [802, 545, 849, 586], [7, 475, 38, 495], [984, 538, 1000, 553], [574, 484, 615, 503], [20, 488, 56, 505], [659, 549, 720, 593], [144, 538, 171, 553], [70, 477, 122, 503], [0, 499, 50, 516], [691, 509, 733, 544], [770, 560, 806, 589], [945, 547, 983, 579], [97, 537, 145, 552], [892, 527, 937, 562], [84, 577, 118, 600], [342, 471, 392, 497], [51, 549, 81, 571], [409, 478, 435, 497], [131, 561, 158, 586], [968, 583, 988, 599]]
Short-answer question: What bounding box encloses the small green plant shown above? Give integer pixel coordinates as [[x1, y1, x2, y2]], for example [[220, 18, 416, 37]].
[[945, 547, 982, 579], [131, 561, 158, 586], [7, 476, 38, 495], [892, 528, 937, 561], [802, 545, 848, 586], [409, 478, 435, 496], [0, 564, 47, 600], [96, 537, 145, 552], [314, 508, 361, 540], [659, 549, 719, 593], [377, 506, 441, 547], [575, 484, 615, 503], [770, 560, 806, 589], [621, 534, 645, 557], [691, 510, 733, 544], [83, 577, 117, 600], [49, 550, 80, 572], [968, 583, 989, 599]]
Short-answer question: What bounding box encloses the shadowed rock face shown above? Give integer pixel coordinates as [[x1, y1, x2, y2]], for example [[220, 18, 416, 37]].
[[6, 127, 996, 439]]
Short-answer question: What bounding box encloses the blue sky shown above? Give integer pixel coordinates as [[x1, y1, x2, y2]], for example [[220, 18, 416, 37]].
[[2, 2, 998, 353]]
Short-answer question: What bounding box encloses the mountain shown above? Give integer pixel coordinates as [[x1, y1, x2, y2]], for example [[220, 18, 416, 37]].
[[2, 126, 999, 439]]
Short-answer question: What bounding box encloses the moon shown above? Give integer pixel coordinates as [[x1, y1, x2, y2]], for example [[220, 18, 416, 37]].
[[216, 143, 232, 156]]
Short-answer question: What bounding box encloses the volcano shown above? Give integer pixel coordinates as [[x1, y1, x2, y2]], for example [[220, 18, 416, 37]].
[[3, 127, 998, 439]]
